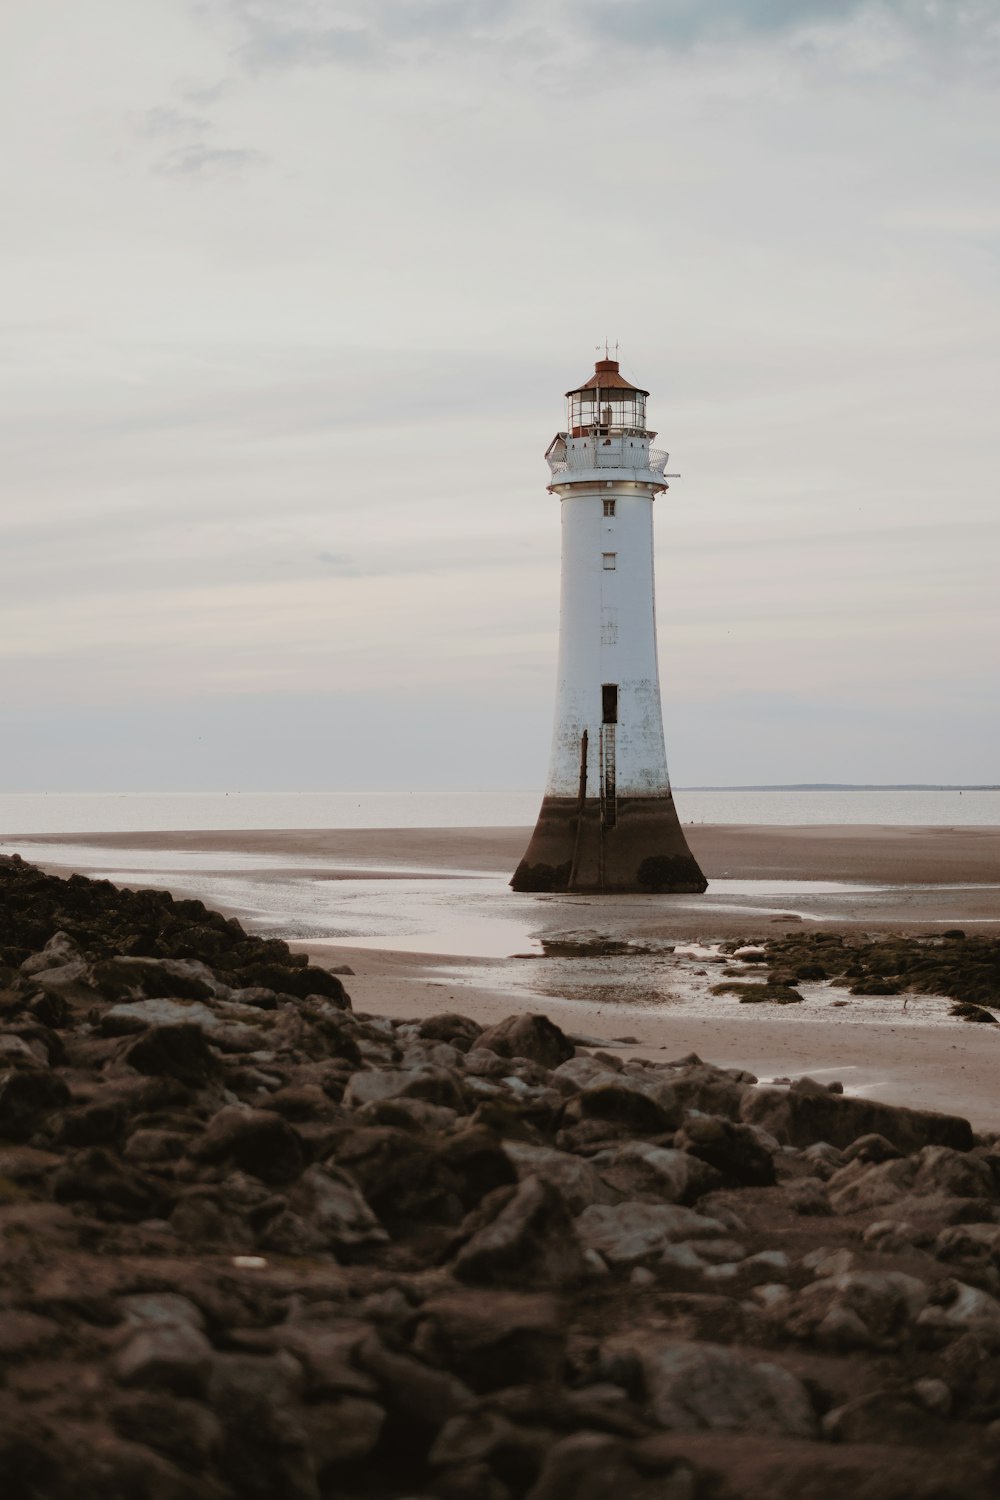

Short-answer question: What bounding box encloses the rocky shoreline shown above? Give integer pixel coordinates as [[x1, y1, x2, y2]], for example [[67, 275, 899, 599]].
[[3, 854, 1000, 1498]]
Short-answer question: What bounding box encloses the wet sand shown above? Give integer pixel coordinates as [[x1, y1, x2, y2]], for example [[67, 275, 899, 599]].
[[14, 822, 1000, 1129], [24, 821, 1000, 886]]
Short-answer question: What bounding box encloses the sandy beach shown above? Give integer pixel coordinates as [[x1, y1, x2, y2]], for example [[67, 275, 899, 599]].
[[11, 820, 999, 1129]]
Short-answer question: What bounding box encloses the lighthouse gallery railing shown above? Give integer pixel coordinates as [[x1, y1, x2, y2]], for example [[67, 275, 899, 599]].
[[547, 447, 669, 477]]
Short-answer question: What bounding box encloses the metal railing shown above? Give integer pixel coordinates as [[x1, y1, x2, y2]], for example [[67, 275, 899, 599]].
[[547, 446, 669, 477]]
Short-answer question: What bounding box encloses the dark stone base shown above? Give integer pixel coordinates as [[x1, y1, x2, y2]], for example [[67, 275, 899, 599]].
[[511, 794, 707, 894]]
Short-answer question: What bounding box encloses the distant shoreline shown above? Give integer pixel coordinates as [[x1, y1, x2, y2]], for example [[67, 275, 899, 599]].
[[676, 784, 1000, 791]]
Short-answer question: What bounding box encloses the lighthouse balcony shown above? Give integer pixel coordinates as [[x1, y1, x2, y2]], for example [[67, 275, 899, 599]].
[[546, 435, 668, 479]]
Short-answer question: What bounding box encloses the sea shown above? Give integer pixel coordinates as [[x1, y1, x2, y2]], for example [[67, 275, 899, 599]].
[[1, 787, 999, 836]]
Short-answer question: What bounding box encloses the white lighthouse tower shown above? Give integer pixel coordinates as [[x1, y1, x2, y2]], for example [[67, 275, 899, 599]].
[[512, 356, 707, 894]]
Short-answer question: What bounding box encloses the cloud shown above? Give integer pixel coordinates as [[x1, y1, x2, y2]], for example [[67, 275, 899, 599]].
[[316, 551, 359, 575], [153, 142, 267, 178], [579, 0, 1000, 50], [218, 0, 520, 72], [582, 0, 871, 48], [136, 106, 212, 138]]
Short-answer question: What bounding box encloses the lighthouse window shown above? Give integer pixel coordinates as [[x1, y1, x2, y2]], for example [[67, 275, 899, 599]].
[[602, 684, 618, 724], [603, 499, 616, 516], [602, 552, 616, 570]]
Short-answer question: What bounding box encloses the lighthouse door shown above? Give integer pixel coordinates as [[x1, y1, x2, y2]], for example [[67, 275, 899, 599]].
[[600, 685, 618, 828]]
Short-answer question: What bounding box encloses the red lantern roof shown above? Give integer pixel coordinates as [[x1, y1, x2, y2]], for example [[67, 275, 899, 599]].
[[566, 358, 648, 398]]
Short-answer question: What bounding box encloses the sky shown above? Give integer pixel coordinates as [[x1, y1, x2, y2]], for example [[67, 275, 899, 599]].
[[2, 0, 999, 792]]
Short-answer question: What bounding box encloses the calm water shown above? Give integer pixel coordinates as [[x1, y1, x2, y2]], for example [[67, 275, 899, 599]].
[[1, 787, 999, 835]]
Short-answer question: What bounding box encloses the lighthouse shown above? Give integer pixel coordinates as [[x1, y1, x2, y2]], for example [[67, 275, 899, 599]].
[[511, 356, 707, 894]]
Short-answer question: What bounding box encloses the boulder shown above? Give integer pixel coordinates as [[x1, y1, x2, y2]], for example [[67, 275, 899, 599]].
[[504, 1141, 620, 1215], [356, 1332, 473, 1453], [419, 1013, 484, 1051], [615, 1337, 818, 1437], [454, 1176, 587, 1286], [0, 1067, 71, 1142], [589, 1141, 720, 1206], [785, 1270, 928, 1348], [413, 1289, 565, 1392], [575, 1202, 728, 1268], [122, 1023, 221, 1086], [741, 1087, 974, 1155], [52, 1146, 168, 1221], [299, 1396, 385, 1474], [666, 1062, 747, 1120], [263, 1164, 387, 1254], [674, 1115, 776, 1187], [114, 1324, 214, 1396], [526, 1432, 695, 1500], [193, 1106, 304, 1185], [208, 1352, 318, 1500], [562, 1078, 680, 1136], [330, 1125, 466, 1229], [476, 1014, 575, 1070], [916, 1281, 1000, 1338], [343, 1064, 469, 1113]]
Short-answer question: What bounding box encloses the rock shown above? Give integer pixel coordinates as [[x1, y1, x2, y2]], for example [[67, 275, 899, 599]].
[[827, 1156, 917, 1214], [414, 1289, 565, 1392], [343, 1064, 469, 1113], [0, 1066, 71, 1142], [575, 1202, 728, 1268], [114, 1324, 214, 1395], [419, 1013, 484, 1051], [273, 1319, 374, 1399], [741, 1087, 975, 1155], [242, 961, 349, 1007], [526, 1432, 696, 1500], [589, 1141, 720, 1206], [822, 1391, 926, 1443], [109, 1391, 224, 1475], [504, 1141, 620, 1215], [455, 1177, 587, 1286], [784, 1177, 832, 1215], [0, 1143, 62, 1183], [912, 1144, 994, 1199], [121, 1023, 221, 1085], [842, 1132, 903, 1163], [667, 1062, 747, 1119], [124, 1128, 191, 1164], [0, 1310, 62, 1360], [193, 1106, 304, 1184], [119, 1293, 205, 1330], [330, 1124, 468, 1229], [428, 1407, 545, 1488], [562, 1078, 680, 1136], [619, 1337, 818, 1436], [299, 1396, 385, 1473], [208, 1352, 318, 1500], [786, 1270, 928, 1348], [436, 1125, 519, 1209], [476, 1013, 575, 1069], [92, 955, 220, 1001], [917, 1281, 1000, 1338], [935, 1222, 1000, 1268], [263, 1163, 387, 1254], [20, 931, 82, 975], [52, 1146, 168, 1221], [551, 1055, 619, 1091], [31, 959, 101, 1008], [357, 1332, 473, 1453], [674, 1115, 776, 1187]]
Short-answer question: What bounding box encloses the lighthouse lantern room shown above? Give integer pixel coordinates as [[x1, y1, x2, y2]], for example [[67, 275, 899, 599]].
[[511, 357, 707, 894]]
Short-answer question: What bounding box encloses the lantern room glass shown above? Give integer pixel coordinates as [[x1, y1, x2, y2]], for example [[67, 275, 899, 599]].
[[568, 388, 647, 437]]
